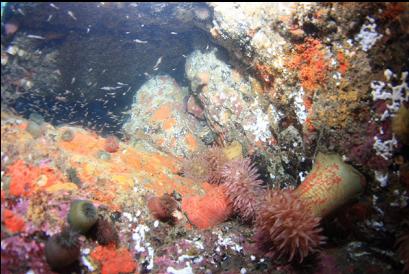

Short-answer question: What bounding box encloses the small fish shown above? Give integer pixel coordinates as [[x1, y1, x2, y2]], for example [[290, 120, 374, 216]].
[[27, 34, 46, 39], [133, 39, 148, 44], [17, 8, 26, 16], [47, 14, 53, 22], [182, 54, 187, 58], [152, 56, 162, 70], [117, 82, 128, 86], [67, 10, 77, 21], [170, 32, 178, 35], [71, 77, 76, 84], [125, 31, 130, 34], [49, 3, 60, 10], [86, 27, 91, 33], [100, 86, 122, 91]]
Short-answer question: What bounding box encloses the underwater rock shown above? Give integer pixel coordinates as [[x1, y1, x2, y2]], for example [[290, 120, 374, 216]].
[[185, 48, 275, 149], [26, 120, 43, 138], [122, 75, 207, 157]]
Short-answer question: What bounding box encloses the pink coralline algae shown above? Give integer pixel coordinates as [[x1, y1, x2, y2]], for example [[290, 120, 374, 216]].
[[1, 234, 52, 273]]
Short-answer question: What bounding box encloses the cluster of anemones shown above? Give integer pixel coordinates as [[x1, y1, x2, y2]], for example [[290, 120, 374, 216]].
[[221, 158, 325, 263], [181, 147, 368, 265], [45, 200, 118, 271]]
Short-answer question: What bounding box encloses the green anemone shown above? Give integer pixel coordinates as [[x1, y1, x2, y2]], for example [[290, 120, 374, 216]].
[[67, 200, 98, 234]]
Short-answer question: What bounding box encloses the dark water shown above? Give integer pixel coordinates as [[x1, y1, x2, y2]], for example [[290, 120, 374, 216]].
[[1, 2, 213, 137]]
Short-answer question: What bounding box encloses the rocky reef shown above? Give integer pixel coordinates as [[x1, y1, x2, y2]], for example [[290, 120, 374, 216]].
[[1, 2, 408, 274]]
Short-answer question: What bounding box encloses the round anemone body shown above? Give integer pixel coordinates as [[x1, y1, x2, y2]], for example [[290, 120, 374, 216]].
[[255, 190, 325, 263], [222, 158, 265, 222], [67, 200, 98, 234], [95, 218, 119, 246], [61, 129, 74, 142], [105, 135, 120, 153], [147, 193, 178, 224], [45, 229, 80, 270], [181, 151, 211, 182]]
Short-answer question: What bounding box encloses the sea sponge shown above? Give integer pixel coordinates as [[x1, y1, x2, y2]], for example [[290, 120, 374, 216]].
[[221, 158, 265, 222], [294, 152, 366, 218], [104, 135, 120, 153], [392, 105, 409, 145], [67, 200, 98, 234], [255, 189, 325, 263], [45, 228, 80, 270], [147, 193, 179, 224]]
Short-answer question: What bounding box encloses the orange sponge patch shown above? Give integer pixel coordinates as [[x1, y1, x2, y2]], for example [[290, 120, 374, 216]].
[[91, 245, 138, 274], [3, 209, 26, 233], [6, 160, 64, 197]]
